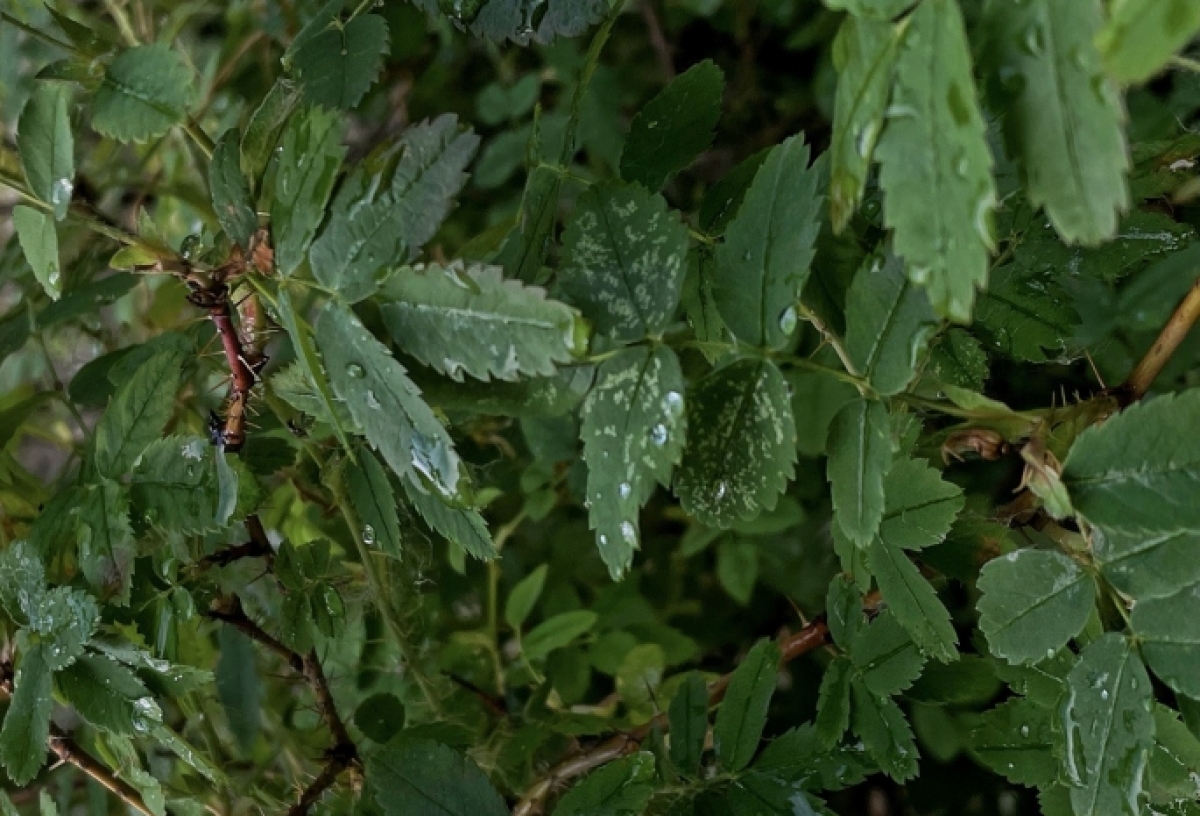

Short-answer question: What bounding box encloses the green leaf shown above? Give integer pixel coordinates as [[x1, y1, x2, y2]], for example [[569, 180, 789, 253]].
[[822, 0, 915, 19], [289, 12, 389, 110], [844, 250, 936, 395], [875, 0, 996, 322], [1132, 585, 1200, 699], [388, 115, 481, 252], [560, 183, 689, 341], [582, 346, 686, 576], [879, 457, 964, 551], [505, 564, 548, 630], [827, 398, 892, 547], [716, 537, 758, 605], [977, 548, 1095, 665], [94, 343, 187, 479], [552, 751, 656, 816], [968, 698, 1057, 786], [850, 678, 918, 781], [368, 738, 507, 816], [0, 645, 52, 785], [13, 206, 61, 300], [1097, 0, 1200, 84], [713, 639, 780, 772], [619, 60, 724, 190], [668, 673, 708, 776], [522, 610, 598, 661], [616, 643, 665, 716], [1061, 634, 1153, 816], [974, 264, 1079, 363], [355, 692, 406, 743], [926, 328, 988, 389], [1093, 528, 1200, 600], [267, 106, 346, 275], [91, 44, 194, 143], [400, 477, 497, 559], [57, 654, 149, 737], [866, 537, 957, 661], [713, 135, 822, 349], [17, 83, 74, 221], [674, 359, 796, 528], [130, 437, 218, 534], [826, 574, 864, 648], [829, 15, 900, 232], [983, 0, 1128, 245], [1063, 389, 1200, 533], [347, 449, 403, 558], [208, 129, 258, 248], [415, 0, 608, 45], [1149, 704, 1200, 805], [316, 299, 467, 503], [497, 165, 561, 283], [77, 480, 135, 604], [240, 79, 303, 189], [28, 587, 99, 671], [215, 627, 261, 753], [0, 542, 44, 625], [724, 772, 822, 815], [814, 657, 852, 747], [849, 610, 925, 697], [381, 262, 579, 382]]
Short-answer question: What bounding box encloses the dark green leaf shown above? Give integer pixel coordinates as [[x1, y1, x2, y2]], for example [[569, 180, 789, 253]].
[[552, 751, 656, 816], [674, 359, 796, 528], [77, 480, 135, 604], [879, 457, 964, 551], [94, 343, 187, 479], [496, 165, 561, 283], [1149, 704, 1200, 805], [208, 129, 257, 248], [240, 79, 303, 188], [401, 476, 497, 559], [713, 135, 822, 349], [355, 693, 406, 744], [716, 537, 758, 605], [1132, 585, 1200, 699], [875, 0, 996, 321], [17, 83, 74, 221], [823, 0, 915, 19], [28, 587, 99, 671], [668, 673, 708, 776], [826, 574, 864, 648], [866, 537, 957, 661], [968, 698, 1057, 786], [560, 183, 689, 341], [974, 264, 1078, 363], [814, 657, 852, 747], [0, 645, 52, 785], [348, 449, 403, 558], [12, 206, 60, 300], [91, 44, 193, 142], [713, 639, 780, 772], [849, 610, 925, 697], [130, 437, 218, 534], [926, 328, 988, 389], [827, 398, 892, 547], [850, 678, 918, 781], [1093, 528, 1200, 600], [620, 60, 724, 190], [289, 13, 389, 110], [368, 738, 507, 816], [57, 654, 149, 737], [524, 611, 598, 660]]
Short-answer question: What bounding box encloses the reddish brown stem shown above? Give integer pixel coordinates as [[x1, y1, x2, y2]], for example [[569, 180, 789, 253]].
[[1117, 270, 1200, 404]]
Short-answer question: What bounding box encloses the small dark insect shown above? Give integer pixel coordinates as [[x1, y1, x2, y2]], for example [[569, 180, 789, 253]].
[[207, 410, 227, 448]]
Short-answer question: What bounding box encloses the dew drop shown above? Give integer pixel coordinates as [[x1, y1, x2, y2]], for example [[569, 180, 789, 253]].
[[663, 391, 684, 418], [619, 521, 637, 546], [778, 305, 798, 335], [618, 482, 632, 500], [715, 481, 727, 501], [365, 389, 382, 410], [1019, 725, 1030, 737], [651, 423, 668, 446], [346, 363, 366, 379], [362, 525, 376, 545]]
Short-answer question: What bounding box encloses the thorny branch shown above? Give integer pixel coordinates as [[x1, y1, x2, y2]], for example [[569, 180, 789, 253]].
[[193, 514, 275, 572]]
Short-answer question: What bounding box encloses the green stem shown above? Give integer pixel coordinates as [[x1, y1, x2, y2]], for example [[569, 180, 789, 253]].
[[101, 0, 140, 46], [37, 335, 90, 440], [559, 0, 623, 166], [182, 116, 215, 160], [1170, 55, 1200, 74], [797, 303, 860, 381], [0, 12, 74, 51]]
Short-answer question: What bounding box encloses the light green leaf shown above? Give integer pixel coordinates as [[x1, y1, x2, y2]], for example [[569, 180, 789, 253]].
[[13, 206, 61, 300], [57, 654, 149, 737], [130, 437, 217, 534], [1063, 389, 1200, 533], [1132, 584, 1200, 699], [844, 250, 936, 395], [552, 752, 656, 816], [829, 15, 900, 232], [850, 678, 918, 781], [1093, 528, 1200, 601], [400, 476, 497, 559], [1097, 0, 1200, 84], [347, 449, 402, 558], [560, 183, 689, 341], [713, 638, 780, 772], [381, 262, 580, 382], [77, 480, 135, 604], [17, 83, 74, 221], [1061, 634, 1153, 816], [867, 537, 957, 661], [974, 264, 1079, 363], [28, 587, 99, 671], [523, 610, 598, 661], [875, 0, 996, 322], [369, 738, 506, 816], [316, 299, 467, 503], [674, 359, 796, 528], [668, 673, 708, 776], [814, 657, 852, 747], [289, 12, 389, 110], [582, 346, 686, 576], [619, 60, 724, 190], [716, 536, 758, 605], [208, 129, 257, 248], [849, 610, 925, 697], [91, 44, 194, 143], [879, 457, 964, 551], [713, 135, 822, 349], [267, 107, 346, 275], [504, 564, 548, 630], [984, 0, 1128, 245], [0, 645, 52, 785], [94, 343, 187, 479], [969, 698, 1057, 786], [827, 398, 892, 547], [616, 643, 665, 716], [977, 548, 1095, 665], [822, 0, 915, 19]]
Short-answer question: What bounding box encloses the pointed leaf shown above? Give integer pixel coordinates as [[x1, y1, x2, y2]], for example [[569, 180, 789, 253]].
[[0, 645, 52, 785], [674, 359, 796, 528], [523, 611, 598, 661], [582, 346, 686, 576], [17, 83, 73, 221], [380, 262, 580, 382], [713, 639, 780, 772], [504, 565, 548, 630], [268, 107, 346, 275], [497, 165, 561, 283], [368, 738, 507, 816], [879, 457, 964, 551], [876, 0, 996, 321], [668, 673, 708, 776], [348, 449, 403, 558], [77, 480, 135, 604], [850, 678, 918, 781], [401, 476, 497, 559], [290, 13, 389, 110], [974, 264, 1079, 363], [552, 752, 656, 816], [94, 343, 187, 479], [209, 129, 258, 248], [827, 398, 892, 547], [57, 654, 149, 737], [1097, 0, 1200, 84], [867, 537, 957, 661], [620, 61, 724, 190], [1132, 584, 1200, 699], [91, 44, 194, 142], [13, 206, 61, 300], [849, 610, 926, 697], [713, 135, 822, 349], [560, 183, 689, 341], [814, 657, 853, 747]]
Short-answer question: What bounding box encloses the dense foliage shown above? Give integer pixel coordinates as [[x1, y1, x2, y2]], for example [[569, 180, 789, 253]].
[[2, 0, 1200, 814]]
